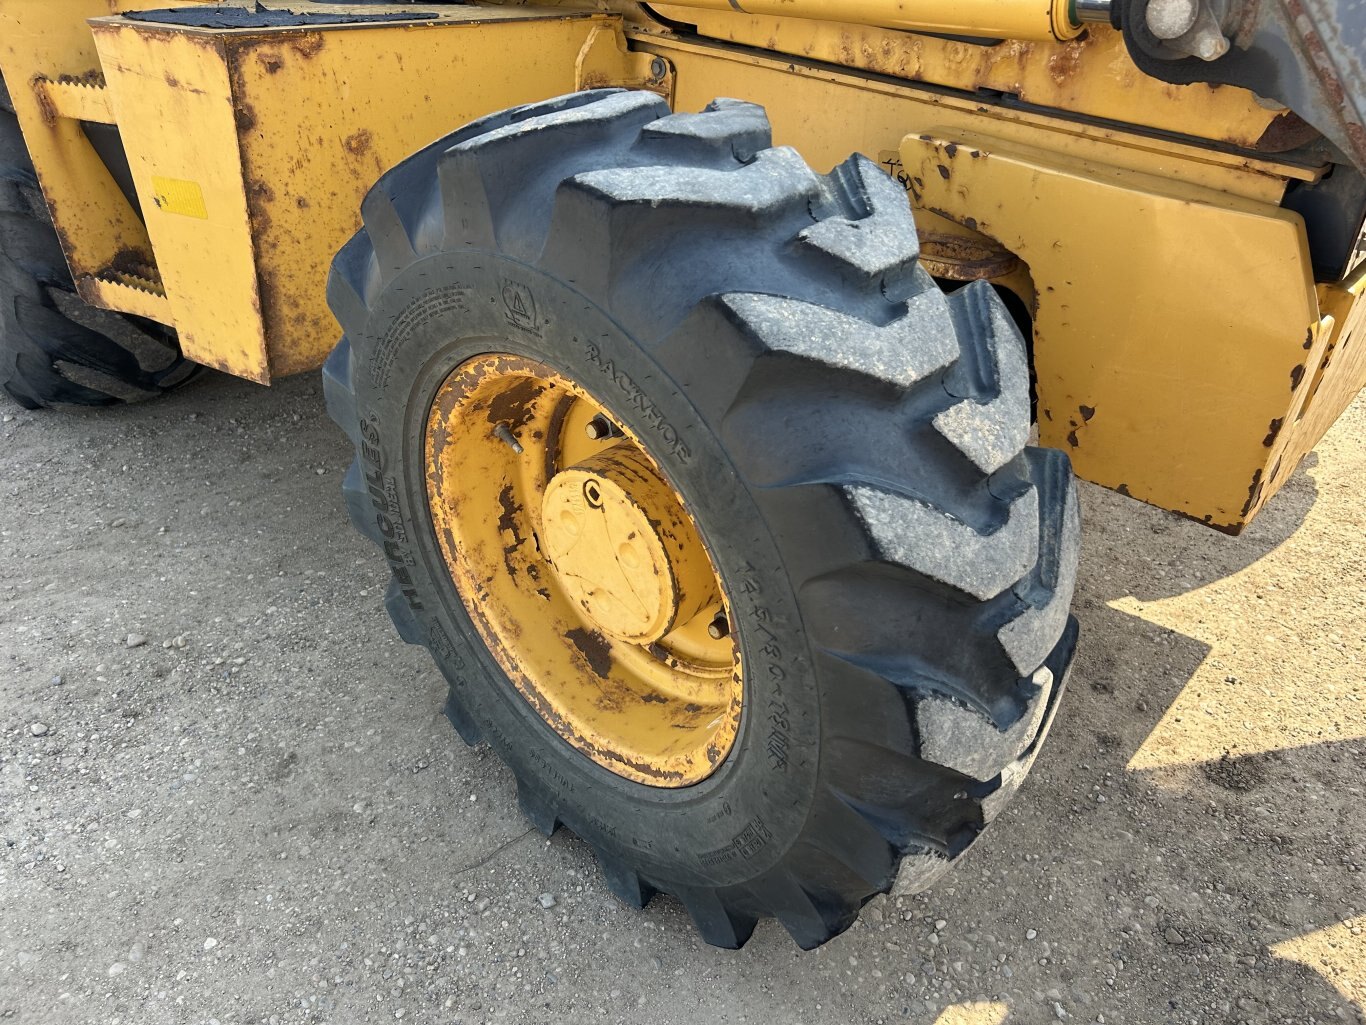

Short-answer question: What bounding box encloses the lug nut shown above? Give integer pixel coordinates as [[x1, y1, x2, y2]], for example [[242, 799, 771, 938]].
[[585, 414, 616, 441], [707, 614, 730, 640]]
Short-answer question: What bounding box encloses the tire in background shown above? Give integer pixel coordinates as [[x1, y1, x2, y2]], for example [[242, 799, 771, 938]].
[[0, 75, 199, 409]]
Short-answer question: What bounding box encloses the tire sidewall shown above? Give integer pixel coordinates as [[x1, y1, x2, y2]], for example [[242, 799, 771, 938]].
[[352, 250, 822, 888]]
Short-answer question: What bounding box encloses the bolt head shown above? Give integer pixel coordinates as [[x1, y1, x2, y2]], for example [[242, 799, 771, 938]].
[[585, 415, 613, 441], [649, 57, 667, 82], [707, 616, 729, 640]]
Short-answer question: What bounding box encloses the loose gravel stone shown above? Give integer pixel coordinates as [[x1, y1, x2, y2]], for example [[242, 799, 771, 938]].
[[29, 723, 49, 737]]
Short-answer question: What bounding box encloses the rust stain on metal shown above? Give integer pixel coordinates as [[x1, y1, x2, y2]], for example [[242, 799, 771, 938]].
[[234, 101, 258, 135], [343, 129, 374, 158], [290, 32, 326, 61], [1241, 467, 1266, 517], [920, 230, 1020, 281], [1046, 40, 1084, 87], [1253, 110, 1320, 152]]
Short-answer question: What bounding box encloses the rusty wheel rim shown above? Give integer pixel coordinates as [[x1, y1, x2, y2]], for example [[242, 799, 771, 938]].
[[424, 354, 742, 787]]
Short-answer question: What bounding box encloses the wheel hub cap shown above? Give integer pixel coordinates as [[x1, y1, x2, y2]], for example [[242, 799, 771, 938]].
[[540, 444, 715, 645]]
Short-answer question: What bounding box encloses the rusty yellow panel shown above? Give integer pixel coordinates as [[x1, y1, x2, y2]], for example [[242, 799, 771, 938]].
[[1257, 265, 1366, 517], [647, 10, 1289, 154], [93, 7, 607, 382], [81, 273, 171, 323], [642, 33, 1314, 203], [0, 0, 209, 304], [94, 24, 269, 381], [902, 129, 1321, 531], [646, 0, 1081, 42]]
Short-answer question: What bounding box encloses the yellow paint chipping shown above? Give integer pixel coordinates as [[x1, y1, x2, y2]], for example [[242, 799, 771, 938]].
[[425, 355, 742, 788]]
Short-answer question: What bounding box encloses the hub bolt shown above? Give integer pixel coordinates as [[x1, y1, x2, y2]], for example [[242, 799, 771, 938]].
[[707, 613, 730, 640], [585, 414, 617, 441]]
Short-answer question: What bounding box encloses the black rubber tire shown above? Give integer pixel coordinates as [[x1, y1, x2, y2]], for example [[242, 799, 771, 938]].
[[0, 75, 199, 410], [324, 90, 1081, 949]]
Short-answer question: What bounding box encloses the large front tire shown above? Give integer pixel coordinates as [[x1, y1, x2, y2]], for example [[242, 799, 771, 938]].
[[324, 90, 1081, 949]]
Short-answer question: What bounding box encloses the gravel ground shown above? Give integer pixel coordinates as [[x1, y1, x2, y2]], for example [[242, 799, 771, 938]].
[[1, 372, 1362, 1025]]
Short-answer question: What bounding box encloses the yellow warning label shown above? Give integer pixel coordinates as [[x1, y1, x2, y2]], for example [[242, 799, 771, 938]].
[[150, 177, 208, 220]]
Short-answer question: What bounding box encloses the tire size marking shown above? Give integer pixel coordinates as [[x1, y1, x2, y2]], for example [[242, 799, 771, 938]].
[[360, 416, 466, 676], [698, 816, 772, 868], [370, 286, 472, 388], [582, 340, 692, 464], [735, 561, 792, 773]]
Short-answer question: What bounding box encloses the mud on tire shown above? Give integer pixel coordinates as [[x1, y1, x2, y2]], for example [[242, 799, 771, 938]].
[[324, 90, 1081, 949]]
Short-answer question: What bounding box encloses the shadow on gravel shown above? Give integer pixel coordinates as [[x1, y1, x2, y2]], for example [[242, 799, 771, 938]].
[[1026, 461, 1362, 1024], [1087, 454, 1320, 604], [2, 369, 1359, 1025]]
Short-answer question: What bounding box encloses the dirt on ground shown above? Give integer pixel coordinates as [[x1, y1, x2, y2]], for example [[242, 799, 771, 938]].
[[0, 373, 1362, 1025]]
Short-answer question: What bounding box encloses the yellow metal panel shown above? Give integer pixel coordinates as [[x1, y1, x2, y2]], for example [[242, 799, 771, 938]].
[[1259, 266, 1366, 515], [80, 273, 172, 323], [0, 1, 210, 304], [94, 24, 269, 381], [34, 76, 114, 123], [647, 0, 1081, 42], [901, 129, 1320, 531], [93, 8, 608, 381], [645, 12, 1288, 154], [638, 33, 1314, 200]]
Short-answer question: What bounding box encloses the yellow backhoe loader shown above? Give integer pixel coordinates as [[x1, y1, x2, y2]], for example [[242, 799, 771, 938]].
[[1, 0, 1362, 948]]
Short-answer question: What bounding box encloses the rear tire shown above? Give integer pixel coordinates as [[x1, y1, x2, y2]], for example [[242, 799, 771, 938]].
[[325, 90, 1081, 949], [0, 75, 198, 409]]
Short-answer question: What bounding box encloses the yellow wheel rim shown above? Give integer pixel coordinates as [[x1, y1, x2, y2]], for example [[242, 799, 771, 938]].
[[424, 354, 742, 787]]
